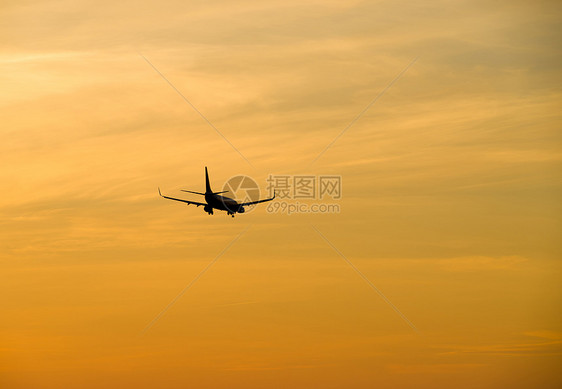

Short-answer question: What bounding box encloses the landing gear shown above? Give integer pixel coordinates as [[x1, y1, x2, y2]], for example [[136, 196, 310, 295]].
[[227, 212, 235, 218]]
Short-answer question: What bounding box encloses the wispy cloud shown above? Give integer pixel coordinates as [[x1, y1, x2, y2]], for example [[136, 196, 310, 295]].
[[436, 256, 527, 272], [439, 339, 562, 357]]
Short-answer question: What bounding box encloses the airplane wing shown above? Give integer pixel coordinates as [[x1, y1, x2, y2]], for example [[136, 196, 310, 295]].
[[158, 188, 207, 207], [239, 191, 276, 206]]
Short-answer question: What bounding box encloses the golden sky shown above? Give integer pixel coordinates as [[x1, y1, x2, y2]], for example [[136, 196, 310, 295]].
[[1, 1, 561, 388]]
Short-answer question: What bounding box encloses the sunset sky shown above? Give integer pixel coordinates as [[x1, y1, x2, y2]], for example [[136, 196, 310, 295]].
[[1, 1, 561, 388]]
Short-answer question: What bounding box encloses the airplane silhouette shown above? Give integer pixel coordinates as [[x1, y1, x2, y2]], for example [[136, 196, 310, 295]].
[[159, 167, 275, 217]]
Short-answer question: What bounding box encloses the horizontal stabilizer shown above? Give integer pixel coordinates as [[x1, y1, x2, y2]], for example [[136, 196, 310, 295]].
[[181, 190, 229, 196], [181, 190, 206, 196]]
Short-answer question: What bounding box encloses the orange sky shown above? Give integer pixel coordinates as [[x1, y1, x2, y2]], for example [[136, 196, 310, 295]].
[[1, 1, 561, 388]]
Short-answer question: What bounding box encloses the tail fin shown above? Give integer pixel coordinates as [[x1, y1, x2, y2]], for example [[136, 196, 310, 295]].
[[205, 166, 212, 194]]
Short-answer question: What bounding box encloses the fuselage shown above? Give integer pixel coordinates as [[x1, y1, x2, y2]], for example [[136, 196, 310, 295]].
[[205, 193, 245, 214]]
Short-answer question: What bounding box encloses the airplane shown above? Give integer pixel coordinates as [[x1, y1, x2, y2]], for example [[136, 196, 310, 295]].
[[158, 167, 275, 217]]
